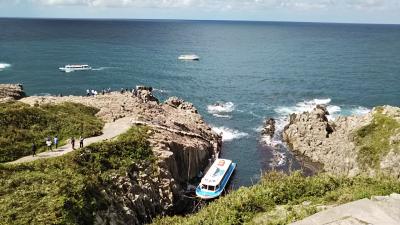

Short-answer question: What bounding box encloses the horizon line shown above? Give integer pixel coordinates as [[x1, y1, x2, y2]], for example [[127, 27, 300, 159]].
[[1, 16, 400, 26]]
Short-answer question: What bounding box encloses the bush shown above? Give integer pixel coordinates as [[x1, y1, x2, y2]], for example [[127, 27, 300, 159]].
[[0, 126, 152, 225], [0, 102, 104, 162], [152, 171, 400, 225]]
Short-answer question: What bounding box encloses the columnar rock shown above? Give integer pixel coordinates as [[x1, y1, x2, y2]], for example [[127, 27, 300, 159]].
[[0, 84, 25, 101], [18, 86, 222, 224], [283, 105, 400, 178]]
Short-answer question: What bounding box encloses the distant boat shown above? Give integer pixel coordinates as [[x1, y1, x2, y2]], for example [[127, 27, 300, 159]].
[[59, 64, 91, 73], [195, 158, 236, 199], [178, 54, 200, 61]]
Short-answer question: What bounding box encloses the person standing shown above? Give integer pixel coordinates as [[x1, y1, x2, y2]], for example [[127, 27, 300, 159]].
[[54, 136, 59, 149], [79, 136, 84, 148], [71, 137, 75, 150], [46, 138, 52, 151], [32, 143, 37, 157]]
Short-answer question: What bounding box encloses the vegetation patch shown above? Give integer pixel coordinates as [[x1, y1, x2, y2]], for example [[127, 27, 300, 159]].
[[355, 110, 400, 169], [0, 126, 152, 225], [0, 101, 104, 162], [152, 171, 400, 225]]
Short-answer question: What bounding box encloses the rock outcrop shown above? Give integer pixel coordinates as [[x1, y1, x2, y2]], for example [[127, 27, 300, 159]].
[[19, 87, 221, 224], [261, 118, 276, 138], [283, 105, 400, 177], [0, 84, 25, 102]]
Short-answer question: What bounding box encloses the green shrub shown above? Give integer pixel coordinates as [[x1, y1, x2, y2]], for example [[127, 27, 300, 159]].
[[0, 102, 104, 162], [0, 126, 152, 225], [355, 110, 400, 169], [152, 171, 400, 225]]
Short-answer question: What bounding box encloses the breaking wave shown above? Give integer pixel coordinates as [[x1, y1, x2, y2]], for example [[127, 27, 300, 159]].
[[91, 67, 111, 71], [207, 102, 235, 114], [212, 126, 248, 142], [0, 63, 11, 71]]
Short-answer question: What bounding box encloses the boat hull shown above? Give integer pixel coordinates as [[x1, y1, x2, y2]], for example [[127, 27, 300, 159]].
[[195, 162, 236, 199]]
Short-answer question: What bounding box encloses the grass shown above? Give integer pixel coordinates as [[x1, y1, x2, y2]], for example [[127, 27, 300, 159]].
[[355, 109, 400, 170], [152, 171, 400, 225], [0, 126, 152, 225], [0, 101, 104, 162]]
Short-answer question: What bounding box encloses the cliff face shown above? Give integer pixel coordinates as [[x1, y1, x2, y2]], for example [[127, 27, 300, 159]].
[[283, 105, 400, 178], [0, 84, 25, 102], [19, 89, 221, 224]]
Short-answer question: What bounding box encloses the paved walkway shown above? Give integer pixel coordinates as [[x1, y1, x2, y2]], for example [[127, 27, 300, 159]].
[[291, 193, 400, 225], [7, 117, 133, 165]]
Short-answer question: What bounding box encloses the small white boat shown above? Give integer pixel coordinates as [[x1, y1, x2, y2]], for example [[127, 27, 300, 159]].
[[59, 64, 92, 73], [195, 158, 236, 199], [178, 54, 200, 61]]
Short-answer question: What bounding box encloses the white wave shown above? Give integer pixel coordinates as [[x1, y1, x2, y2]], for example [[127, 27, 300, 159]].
[[351, 106, 370, 115], [0, 63, 11, 71], [275, 98, 332, 115], [207, 102, 235, 114], [271, 151, 287, 167], [91, 67, 111, 71], [153, 88, 170, 93], [212, 114, 232, 118], [212, 126, 248, 142]]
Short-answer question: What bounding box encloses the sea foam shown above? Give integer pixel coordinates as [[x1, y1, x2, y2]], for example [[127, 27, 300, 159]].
[[207, 102, 235, 114], [212, 126, 248, 142], [0, 63, 11, 71]]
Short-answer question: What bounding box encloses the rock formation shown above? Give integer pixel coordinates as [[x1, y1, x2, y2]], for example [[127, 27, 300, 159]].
[[283, 105, 400, 178], [261, 118, 276, 138], [0, 84, 25, 102], [19, 87, 222, 224]]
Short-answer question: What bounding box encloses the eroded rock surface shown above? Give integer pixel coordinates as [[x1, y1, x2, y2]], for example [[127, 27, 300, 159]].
[[283, 105, 400, 177], [19, 88, 221, 225], [0, 84, 25, 102]]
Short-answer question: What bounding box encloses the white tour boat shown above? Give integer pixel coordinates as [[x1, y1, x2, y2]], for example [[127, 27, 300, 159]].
[[195, 158, 236, 199], [59, 64, 92, 73], [178, 54, 200, 61]]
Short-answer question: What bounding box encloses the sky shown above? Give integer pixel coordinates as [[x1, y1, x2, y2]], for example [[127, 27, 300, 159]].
[[0, 0, 400, 24]]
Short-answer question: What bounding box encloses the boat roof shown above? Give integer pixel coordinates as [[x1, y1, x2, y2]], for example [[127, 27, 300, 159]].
[[200, 158, 232, 186], [65, 64, 90, 67]]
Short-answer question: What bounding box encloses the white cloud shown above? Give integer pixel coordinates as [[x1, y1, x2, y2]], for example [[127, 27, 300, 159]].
[[26, 0, 400, 11]]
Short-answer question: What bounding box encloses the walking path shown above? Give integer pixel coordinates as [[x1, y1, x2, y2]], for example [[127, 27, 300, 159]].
[[7, 117, 133, 165]]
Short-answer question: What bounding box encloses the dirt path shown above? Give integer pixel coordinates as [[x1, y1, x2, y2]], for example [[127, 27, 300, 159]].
[[7, 117, 133, 165]]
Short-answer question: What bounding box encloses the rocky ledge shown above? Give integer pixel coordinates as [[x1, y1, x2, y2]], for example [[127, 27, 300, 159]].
[[0, 83, 25, 102], [283, 105, 400, 178], [16, 86, 221, 224]]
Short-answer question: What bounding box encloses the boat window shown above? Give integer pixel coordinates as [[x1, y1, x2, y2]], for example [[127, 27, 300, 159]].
[[208, 186, 215, 191], [216, 185, 220, 190], [201, 184, 208, 190]]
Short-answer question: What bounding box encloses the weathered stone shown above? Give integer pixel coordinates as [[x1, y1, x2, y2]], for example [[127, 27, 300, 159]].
[[0, 84, 25, 101]]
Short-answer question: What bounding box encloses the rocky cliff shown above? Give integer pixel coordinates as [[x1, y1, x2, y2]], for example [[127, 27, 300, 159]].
[[18, 87, 221, 224], [283, 105, 400, 178], [0, 84, 25, 102]]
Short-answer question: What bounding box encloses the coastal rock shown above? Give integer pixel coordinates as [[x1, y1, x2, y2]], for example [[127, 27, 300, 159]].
[[18, 86, 222, 224], [283, 105, 400, 177], [261, 118, 276, 138], [0, 84, 25, 102]]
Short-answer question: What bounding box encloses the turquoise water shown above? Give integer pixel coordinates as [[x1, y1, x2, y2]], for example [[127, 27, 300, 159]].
[[1, 18, 399, 186]]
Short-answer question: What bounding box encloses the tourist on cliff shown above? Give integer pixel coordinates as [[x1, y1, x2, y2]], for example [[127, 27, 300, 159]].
[[31, 143, 36, 157], [46, 138, 52, 151], [86, 89, 90, 96], [54, 136, 59, 148], [79, 136, 84, 148], [71, 137, 75, 150]]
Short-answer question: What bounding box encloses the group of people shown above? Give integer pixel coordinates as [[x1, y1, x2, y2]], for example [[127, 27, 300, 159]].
[[86, 88, 112, 96], [31, 136, 85, 157], [85, 87, 138, 97]]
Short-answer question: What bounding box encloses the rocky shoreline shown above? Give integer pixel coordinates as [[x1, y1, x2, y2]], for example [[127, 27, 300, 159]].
[[0, 84, 222, 224], [282, 104, 400, 178]]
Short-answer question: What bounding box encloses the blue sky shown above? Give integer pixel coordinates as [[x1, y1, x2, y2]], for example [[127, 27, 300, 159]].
[[1, 0, 400, 24]]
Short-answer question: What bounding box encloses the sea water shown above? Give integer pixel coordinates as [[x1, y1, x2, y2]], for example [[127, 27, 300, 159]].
[[1, 18, 399, 186]]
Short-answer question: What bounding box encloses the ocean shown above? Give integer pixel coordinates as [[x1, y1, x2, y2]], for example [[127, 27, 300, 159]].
[[1, 18, 399, 186]]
